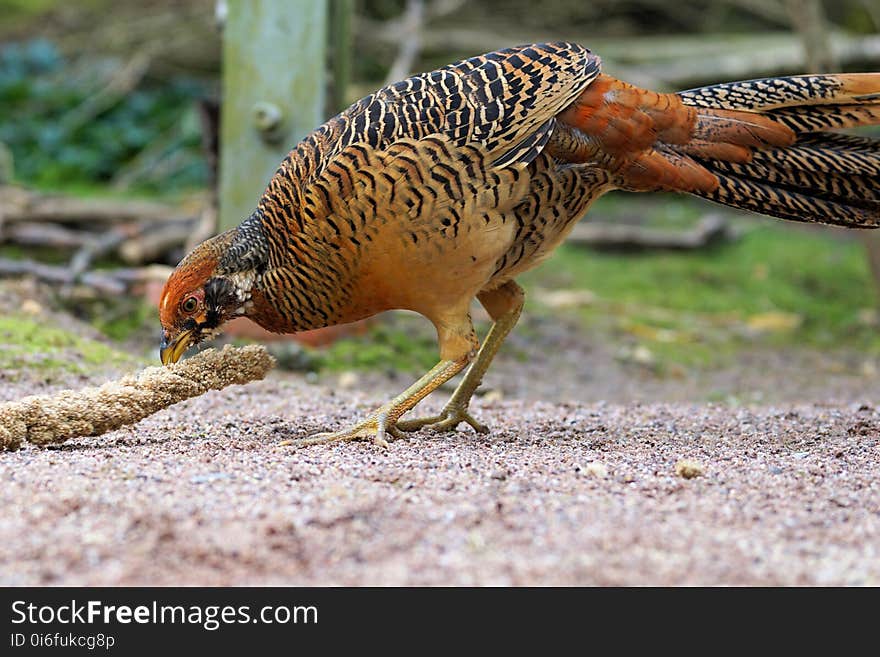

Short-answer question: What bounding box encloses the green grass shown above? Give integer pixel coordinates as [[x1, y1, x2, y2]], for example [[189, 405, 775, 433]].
[[526, 224, 873, 338], [87, 297, 155, 341], [520, 208, 880, 369], [0, 243, 69, 264], [0, 314, 134, 374], [313, 319, 438, 374]]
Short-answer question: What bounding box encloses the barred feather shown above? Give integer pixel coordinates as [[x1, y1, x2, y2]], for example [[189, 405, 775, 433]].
[[674, 73, 880, 227], [710, 159, 880, 205], [677, 73, 880, 111], [769, 104, 880, 132], [703, 175, 879, 227]]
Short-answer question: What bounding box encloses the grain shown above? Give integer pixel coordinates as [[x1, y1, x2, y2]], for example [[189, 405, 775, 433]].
[[0, 345, 274, 450]]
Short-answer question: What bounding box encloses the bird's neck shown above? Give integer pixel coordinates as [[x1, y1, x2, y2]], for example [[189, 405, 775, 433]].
[[217, 211, 270, 277], [203, 211, 269, 317]]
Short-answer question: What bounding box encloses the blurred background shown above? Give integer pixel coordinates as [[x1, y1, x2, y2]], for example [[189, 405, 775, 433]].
[[1, 0, 879, 404]]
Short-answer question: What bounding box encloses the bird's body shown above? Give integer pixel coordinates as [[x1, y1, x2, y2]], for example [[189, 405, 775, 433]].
[[216, 44, 604, 333], [160, 42, 880, 446]]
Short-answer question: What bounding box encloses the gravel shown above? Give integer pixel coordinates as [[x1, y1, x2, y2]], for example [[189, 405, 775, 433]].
[[1, 372, 878, 586]]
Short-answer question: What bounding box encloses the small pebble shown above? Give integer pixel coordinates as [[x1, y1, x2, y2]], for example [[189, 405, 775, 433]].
[[675, 459, 704, 479], [581, 462, 608, 478]]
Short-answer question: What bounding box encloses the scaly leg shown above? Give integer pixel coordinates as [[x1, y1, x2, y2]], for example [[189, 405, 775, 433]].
[[284, 306, 477, 448], [397, 280, 524, 434]]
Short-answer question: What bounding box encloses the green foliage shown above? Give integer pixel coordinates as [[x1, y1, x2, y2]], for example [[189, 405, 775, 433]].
[[83, 297, 155, 342], [0, 39, 209, 192], [533, 225, 873, 338], [313, 319, 438, 374], [0, 0, 63, 29], [0, 314, 134, 373], [0, 243, 68, 264], [520, 199, 880, 370]]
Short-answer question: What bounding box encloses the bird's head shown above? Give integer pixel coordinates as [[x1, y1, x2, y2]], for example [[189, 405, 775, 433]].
[[158, 229, 257, 365]]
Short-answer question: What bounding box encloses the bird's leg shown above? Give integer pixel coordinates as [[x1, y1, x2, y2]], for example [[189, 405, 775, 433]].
[[284, 310, 477, 448], [397, 280, 524, 434]]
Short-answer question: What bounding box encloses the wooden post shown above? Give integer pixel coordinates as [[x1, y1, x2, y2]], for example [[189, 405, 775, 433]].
[[329, 0, 354, 113], [219, 0, 328, 231]]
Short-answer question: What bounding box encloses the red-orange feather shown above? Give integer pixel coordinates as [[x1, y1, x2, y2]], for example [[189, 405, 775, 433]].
[[552, 73, 796, 194]]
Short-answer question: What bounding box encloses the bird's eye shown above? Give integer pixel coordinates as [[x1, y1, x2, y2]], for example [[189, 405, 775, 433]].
[[181, 296, 199, 313]]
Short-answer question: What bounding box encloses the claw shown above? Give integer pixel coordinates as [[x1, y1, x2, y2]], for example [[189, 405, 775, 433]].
[[397, 404, 489, 434], [280, 411, 405, 449], [280, 358, 472, 448]]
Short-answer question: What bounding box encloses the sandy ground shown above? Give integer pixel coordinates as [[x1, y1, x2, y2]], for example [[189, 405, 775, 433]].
[[2, 370, 879, 586]]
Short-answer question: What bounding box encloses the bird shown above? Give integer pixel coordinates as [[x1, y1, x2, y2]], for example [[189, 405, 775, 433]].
[[159, 42, 880, 447]]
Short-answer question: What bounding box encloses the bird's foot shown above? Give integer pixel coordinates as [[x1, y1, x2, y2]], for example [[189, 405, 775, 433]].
[[397, 403, 489, 434], [281, 409, 405, 448]]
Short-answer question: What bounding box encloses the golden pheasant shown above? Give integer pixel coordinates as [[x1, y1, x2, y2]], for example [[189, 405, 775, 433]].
[[159, 43, 880, 447]]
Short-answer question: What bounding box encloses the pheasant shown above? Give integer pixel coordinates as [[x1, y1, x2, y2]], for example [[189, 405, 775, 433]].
[[159, 42, 880, 447]]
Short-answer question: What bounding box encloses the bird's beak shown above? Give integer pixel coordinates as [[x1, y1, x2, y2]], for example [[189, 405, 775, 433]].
[[160, 329, 194, 365]]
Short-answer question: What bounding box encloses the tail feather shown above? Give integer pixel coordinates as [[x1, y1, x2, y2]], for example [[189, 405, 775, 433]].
[[692, 108, 795, 147], [554, 71, 879, 226], [769, 104, 880, 132], [675, 72, 880, 227], [797, 132, 880, 156], [702, 173, 879, 228], [678, 73, 880, 111], [711, 160, 880, 206], [746, 139, 880, 176]]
